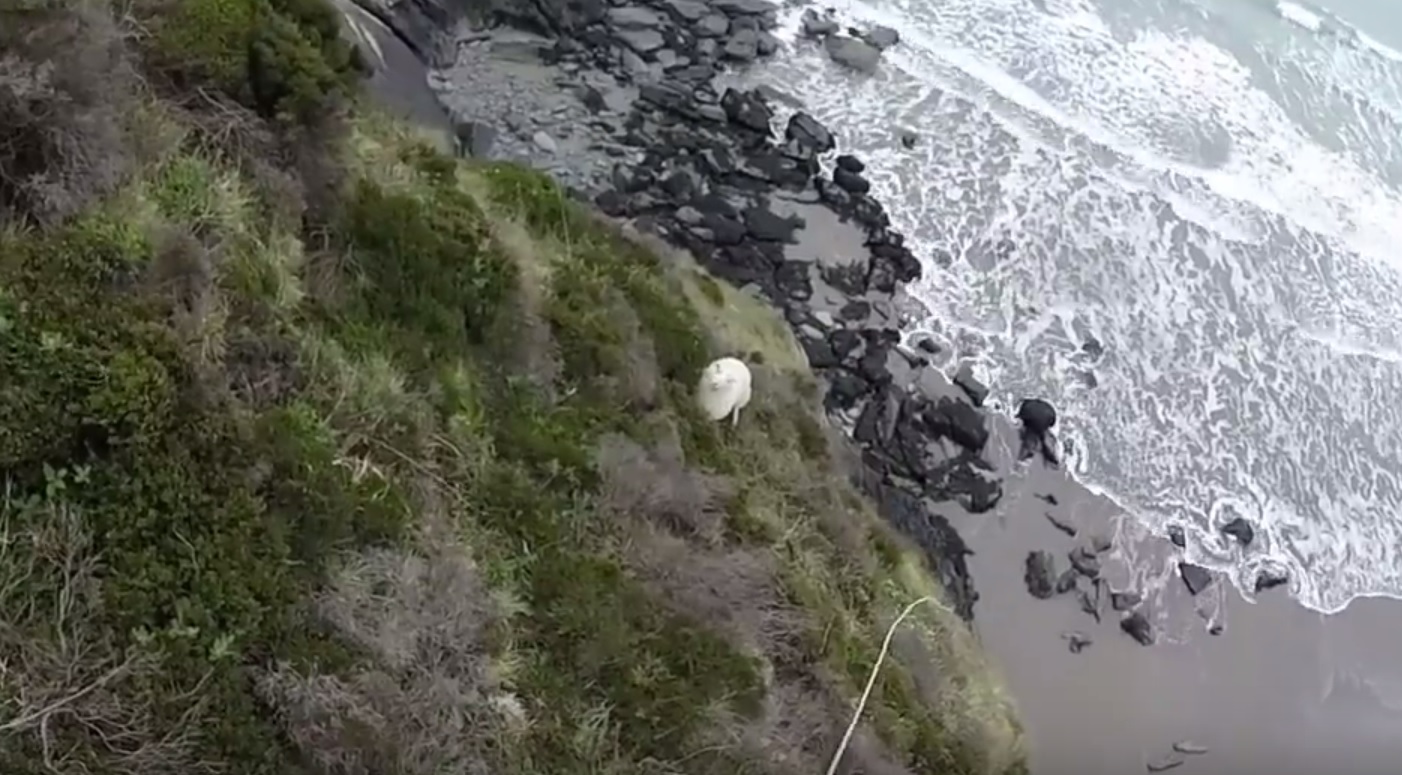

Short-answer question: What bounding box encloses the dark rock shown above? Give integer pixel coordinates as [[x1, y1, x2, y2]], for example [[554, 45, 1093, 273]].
[[860, 24, 899, 49], [702, 212, 747, 245], [1172, 741, 1209, 755], [660, 170, 697, 200], [1178, 562, 1214, 596], [952, 363, 989, 406], [453, 120, 496, 158], [663, 0, 710, 21], [723, 27, 760, 60], [800, 8, 839, 37], [910, 333, 941, 356], [742, 206, 802, 242], [720, 88, 773, 133], [608, 6, 663, 27], [696, 12, 729, 36], [1110, 590, 1142, 611], [1220, 516, 1255, 546], [1068, 546, 1100, 578], [1063, 631, 1092, 654], [786, 112, 835, 153], [774, 261, 811, 300], [711, 0, 778, 15], [1037, 493, 1059, 505], [899, 130, 918, 149], [1054, 568, 1078, 595], [945, 461, 1002, 513], [833, 166, 870, 194], [1045, 512, 1077, 537], [578, 85, 607, 113], [1167, 524, 1186, 548], [924, 398, 988, 452], [835, 154, 864, 173], [1024, 551, 1056, 599], [853, 474, 977, 621], [824, 34, 881, 72], [1120, 611, 1154, 646], [1208, 622, 1224, 636], [1254, 568, 1289, 593], [594, 189, 631, 216], [617, 27, 665, 53], [1077, 585, 1101, 621], [1017, 398, 1057, 435]]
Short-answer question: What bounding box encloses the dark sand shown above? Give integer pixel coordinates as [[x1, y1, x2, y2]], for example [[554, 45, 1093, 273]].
[[939, 399, 1402, 775]]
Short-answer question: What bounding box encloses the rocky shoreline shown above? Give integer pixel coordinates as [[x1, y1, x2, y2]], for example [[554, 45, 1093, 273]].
[[348, 0, 1290, 638]]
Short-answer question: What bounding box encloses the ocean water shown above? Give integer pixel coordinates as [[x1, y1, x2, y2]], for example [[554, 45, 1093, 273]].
[[739, 0, 1402, 614]]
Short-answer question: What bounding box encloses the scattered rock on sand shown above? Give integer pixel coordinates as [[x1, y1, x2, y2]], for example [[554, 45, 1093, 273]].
[[1110, 590, 1142, 611], [1055, 568, 1078, 595], [1254, 567, 1289, 592], [1121, 611, 1154, 646], [1045, 512, 1077, 537], [1220, 516, 1255, 546], [1025, 550, 1057, 599], [1068, 546, 1101, 578], [824, 34, 882, 72], [1063, 631, 1092, 654], [1078, 584, 1101, 621], [1178, 562, 1214, 596], [1146, 753, 1185, 771]]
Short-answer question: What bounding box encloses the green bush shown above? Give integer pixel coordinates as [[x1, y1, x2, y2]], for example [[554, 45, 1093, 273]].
[[341, 177, 516, 365], [143, 0, 359, 123]]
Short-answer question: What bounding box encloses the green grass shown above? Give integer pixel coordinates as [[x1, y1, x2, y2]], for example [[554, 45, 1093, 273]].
[[0, 3, 1025, 774]]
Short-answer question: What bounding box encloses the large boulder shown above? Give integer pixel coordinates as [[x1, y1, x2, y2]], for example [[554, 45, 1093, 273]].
[[824, 34, 881, 73]]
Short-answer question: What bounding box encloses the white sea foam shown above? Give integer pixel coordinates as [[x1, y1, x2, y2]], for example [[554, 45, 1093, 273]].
[[751, 0, 1402, 613], [1277, 1, 1323, 31]]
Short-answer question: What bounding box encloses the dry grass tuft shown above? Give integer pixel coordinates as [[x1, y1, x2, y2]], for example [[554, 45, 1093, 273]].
[[595, 432, 733, 543], [257, 539, 509, 775], [0, 1, 135, 224], [0, 495, 216, 775]]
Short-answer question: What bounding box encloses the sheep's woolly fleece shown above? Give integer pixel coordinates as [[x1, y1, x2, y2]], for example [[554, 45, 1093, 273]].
[[696, 357, 752, 425]]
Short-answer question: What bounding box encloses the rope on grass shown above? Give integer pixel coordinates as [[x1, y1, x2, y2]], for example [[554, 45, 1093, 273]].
[[824, 595, 943, 775]]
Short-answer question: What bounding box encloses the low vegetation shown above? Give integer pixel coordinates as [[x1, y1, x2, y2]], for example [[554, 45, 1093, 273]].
[[0, 1, 1024, 773]]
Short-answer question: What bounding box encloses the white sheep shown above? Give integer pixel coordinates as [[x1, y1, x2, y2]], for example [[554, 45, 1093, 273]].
[[696, 356, 752, 427]]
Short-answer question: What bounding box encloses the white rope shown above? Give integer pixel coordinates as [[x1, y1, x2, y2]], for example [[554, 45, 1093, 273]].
[[824, 595, 942, 775]]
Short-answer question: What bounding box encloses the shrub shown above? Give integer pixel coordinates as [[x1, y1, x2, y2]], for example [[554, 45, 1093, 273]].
[[141, 0, 359, 125], [0, 1, 133, 224], [340, 177, 516, 366]]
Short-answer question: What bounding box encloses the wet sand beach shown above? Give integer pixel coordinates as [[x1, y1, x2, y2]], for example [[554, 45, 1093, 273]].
[[945, 411, 1402, 775]]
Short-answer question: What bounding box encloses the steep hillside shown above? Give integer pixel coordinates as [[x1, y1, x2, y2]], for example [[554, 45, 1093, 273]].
[[0, 2, 1023, 773]]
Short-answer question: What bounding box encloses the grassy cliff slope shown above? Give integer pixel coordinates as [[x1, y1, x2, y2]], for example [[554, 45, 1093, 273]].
[[0, 2, 1023, 773]]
